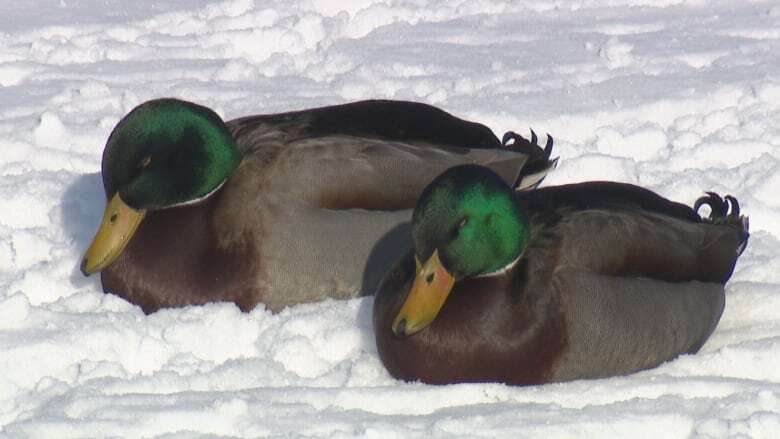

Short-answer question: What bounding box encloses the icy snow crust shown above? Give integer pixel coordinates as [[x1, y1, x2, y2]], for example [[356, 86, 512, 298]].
[[2, 0, 780, 437]]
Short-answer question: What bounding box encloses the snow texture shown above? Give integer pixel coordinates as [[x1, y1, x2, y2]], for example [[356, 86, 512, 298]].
[[2, 0, 780, 437]]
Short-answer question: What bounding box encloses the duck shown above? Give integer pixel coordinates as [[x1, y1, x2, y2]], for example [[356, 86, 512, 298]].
[[80, 98, 557, 313], [373, 164, 749, 385]]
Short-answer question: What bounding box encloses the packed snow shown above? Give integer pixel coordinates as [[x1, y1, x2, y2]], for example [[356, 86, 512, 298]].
[[2, 0, 780, 437]]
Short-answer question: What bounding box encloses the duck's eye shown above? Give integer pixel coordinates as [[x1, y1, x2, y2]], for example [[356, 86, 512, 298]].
[[451, 216, 469, 239], [139, 156, 152, 169], [426, 272, 434, 284]]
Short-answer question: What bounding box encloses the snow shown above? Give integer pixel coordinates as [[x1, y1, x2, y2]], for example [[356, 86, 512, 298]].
[[1, 0, 780, 437]]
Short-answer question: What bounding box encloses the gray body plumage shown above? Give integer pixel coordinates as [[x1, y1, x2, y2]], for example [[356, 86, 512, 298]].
[[101, 101, 544, 313], [538, 208, 737, 380], [225, 121, 530, 310], [374, 181, 747, 385]]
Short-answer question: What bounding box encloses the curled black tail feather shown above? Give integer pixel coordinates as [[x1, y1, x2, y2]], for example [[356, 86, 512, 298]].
[[695, 192, 750, 256], [694, 192, 728, 221], [501, 129, 558, 191], [694, 192, 744, 223], [725, 195, 740, 217]]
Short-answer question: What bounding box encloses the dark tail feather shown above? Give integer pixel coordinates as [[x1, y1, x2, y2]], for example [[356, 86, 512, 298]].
[[501, 129, 558, 191], [694, 192, 750, 256]]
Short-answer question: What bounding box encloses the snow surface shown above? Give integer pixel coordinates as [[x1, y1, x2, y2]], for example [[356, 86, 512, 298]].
[[2, 0, 780, 437]]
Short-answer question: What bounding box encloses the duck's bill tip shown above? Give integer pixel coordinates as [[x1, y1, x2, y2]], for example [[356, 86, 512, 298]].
[[80, 257, 91, 276], [392, 318, 408, 338], [81, 193, 146, 276], [391, 250, 455, 338]]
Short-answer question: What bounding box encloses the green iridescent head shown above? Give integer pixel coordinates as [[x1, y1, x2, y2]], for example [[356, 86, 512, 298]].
[[412, 164, 530, 279], [391, 165, 531, 336], [80, 98, 241, 276], [102, 98, 241, 209]]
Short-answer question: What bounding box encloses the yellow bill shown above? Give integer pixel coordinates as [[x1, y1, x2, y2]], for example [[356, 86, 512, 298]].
[[81, 193, 146, 275], [392, 249, 456, 337]]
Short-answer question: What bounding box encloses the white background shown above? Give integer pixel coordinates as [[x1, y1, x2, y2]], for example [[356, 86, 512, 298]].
[[1, 1, 779, 437]]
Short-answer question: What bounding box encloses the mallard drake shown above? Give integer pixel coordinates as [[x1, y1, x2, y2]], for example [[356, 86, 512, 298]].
[[374, 165, 749, 385], [80, 99, 556, 313]]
